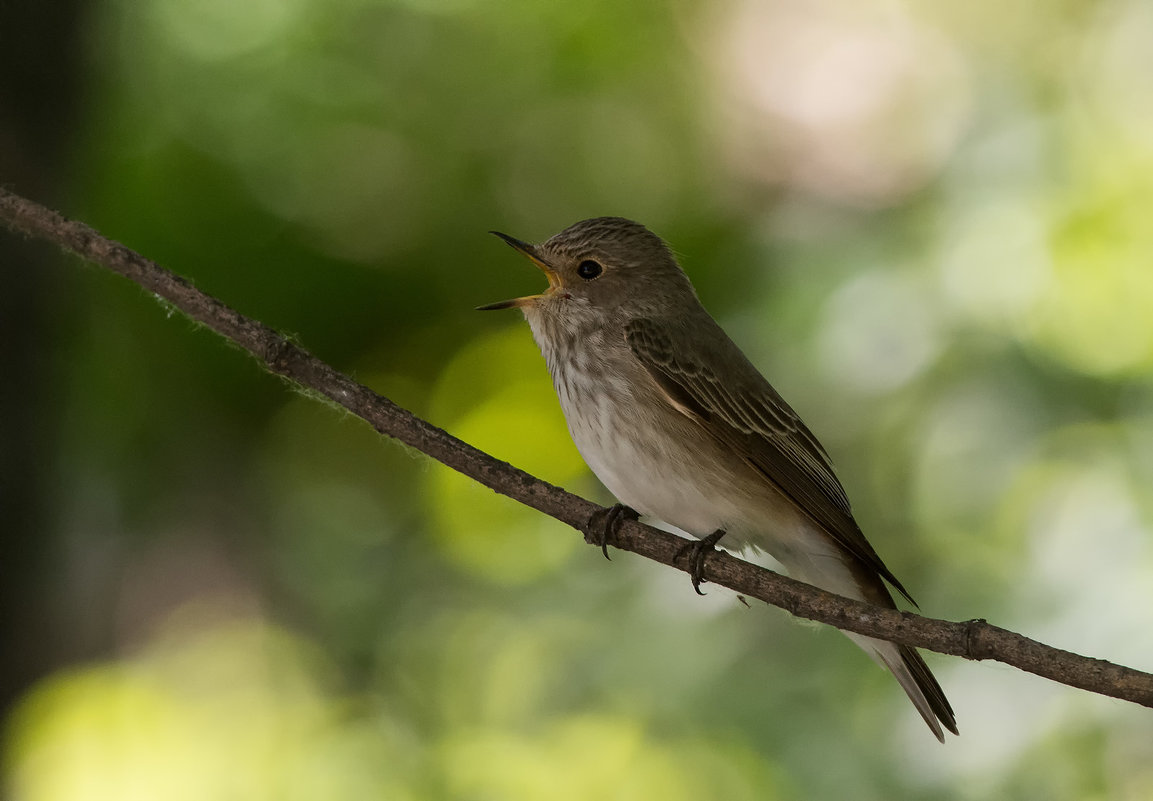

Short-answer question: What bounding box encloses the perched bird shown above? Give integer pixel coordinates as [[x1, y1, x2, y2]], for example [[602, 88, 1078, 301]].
[[478, 217, 957, 741]]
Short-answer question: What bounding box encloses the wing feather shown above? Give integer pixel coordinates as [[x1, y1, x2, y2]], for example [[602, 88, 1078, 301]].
[[625, 316, 914, 604]]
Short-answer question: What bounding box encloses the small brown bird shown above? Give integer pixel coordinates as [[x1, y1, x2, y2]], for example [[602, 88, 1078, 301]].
[[479, 217, 957, 741]]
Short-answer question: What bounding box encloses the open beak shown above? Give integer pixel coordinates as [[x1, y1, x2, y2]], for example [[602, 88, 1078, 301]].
[[476, 231, 561, 311]]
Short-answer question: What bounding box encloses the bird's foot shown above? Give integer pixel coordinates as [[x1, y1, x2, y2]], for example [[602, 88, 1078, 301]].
[[675, 529, 727, 595], [583, 503, 640, 560]]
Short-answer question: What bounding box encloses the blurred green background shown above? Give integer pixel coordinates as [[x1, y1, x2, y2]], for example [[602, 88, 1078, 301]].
[[3, 0, 1153, 798]]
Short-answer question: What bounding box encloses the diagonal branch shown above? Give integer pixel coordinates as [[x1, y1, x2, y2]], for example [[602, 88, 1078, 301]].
[[2, 185, 1152, 709]]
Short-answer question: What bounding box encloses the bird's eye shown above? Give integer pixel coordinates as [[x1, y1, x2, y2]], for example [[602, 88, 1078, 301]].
[[576, 259, 603, 280]]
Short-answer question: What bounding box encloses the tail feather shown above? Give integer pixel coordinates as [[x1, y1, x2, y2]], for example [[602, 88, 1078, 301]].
[[846, 558, 958, 741], [845, 633, 957, 742], [884, 643, 958, 742], [900, 645, 958, 736], [774, 534, 954, 742], [788, 547, 958, 740]]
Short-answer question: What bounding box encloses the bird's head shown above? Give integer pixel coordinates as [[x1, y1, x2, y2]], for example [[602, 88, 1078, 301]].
[[478, 217, 697, 319]]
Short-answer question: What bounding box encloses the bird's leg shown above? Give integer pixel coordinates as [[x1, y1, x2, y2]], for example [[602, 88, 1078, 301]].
[[583, 503, 640, 560], [675, 529, 727, 595]]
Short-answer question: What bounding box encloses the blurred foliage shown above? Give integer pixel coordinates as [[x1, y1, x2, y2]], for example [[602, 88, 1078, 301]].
[[4, 0, 1153, 798]]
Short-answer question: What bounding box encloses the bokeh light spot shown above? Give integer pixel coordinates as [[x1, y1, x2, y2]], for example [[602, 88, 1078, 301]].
[[426, 325, 587, 584]]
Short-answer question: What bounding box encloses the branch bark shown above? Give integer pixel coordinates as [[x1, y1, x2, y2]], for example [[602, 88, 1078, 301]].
[[3, 185, 1152, 710]]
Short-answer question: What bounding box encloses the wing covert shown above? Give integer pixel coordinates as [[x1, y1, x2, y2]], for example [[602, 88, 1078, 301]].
[[625, 316, 914, 604]]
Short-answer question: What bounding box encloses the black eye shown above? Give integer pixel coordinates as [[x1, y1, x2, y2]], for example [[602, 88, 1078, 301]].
[[576, 259, 603, 280]]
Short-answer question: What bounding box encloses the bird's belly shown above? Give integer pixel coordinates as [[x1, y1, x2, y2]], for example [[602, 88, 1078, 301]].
[[566, 400, 751, 537], [583, 444, 729, 534]]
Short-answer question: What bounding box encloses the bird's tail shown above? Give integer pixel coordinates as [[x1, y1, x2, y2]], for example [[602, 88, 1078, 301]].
[[786, 548, 958, 740], [846, 632, 958, 742]]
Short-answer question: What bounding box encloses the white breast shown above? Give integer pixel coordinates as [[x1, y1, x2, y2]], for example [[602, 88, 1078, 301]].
[[526, 305, 803, 549]]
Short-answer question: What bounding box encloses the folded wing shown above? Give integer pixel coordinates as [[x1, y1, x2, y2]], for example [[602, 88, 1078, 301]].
[[625, 315, 914, 605]]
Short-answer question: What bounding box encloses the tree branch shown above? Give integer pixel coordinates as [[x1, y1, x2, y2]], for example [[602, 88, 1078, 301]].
[[3, 185, 1151, 710]]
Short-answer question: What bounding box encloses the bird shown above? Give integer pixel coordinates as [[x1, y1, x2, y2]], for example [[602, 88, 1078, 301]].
[[478, 216, 957, 741]]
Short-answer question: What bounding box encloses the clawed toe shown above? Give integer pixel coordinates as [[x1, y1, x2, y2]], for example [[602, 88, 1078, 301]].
[[584, 503, 640, 559], [675, 528, 727, 595]]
